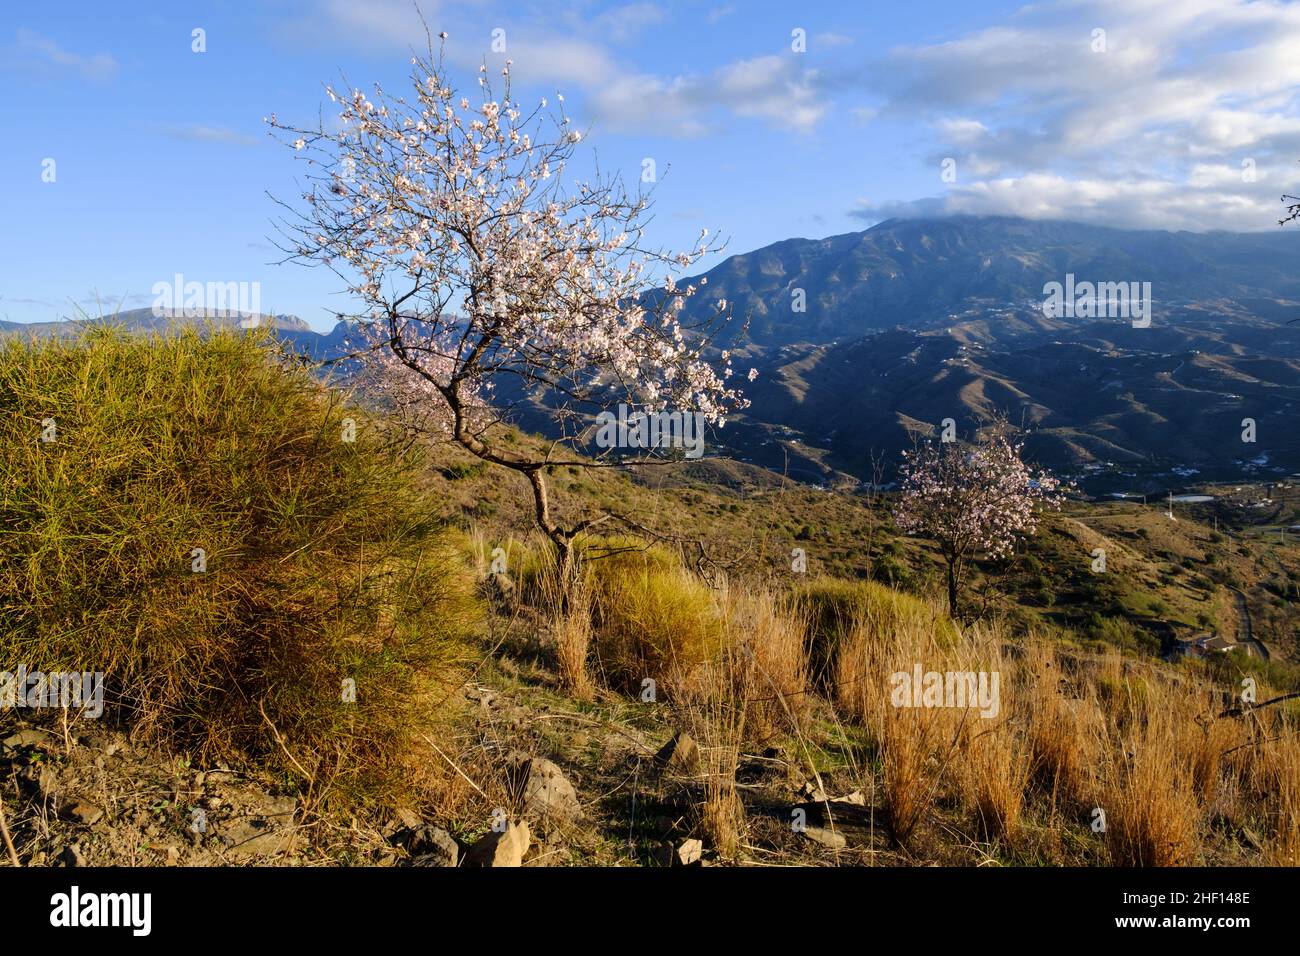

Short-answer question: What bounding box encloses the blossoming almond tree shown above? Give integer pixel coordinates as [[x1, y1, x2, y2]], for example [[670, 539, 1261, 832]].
[[893, 426, 1064, 618], [268, 36, 752, 592]]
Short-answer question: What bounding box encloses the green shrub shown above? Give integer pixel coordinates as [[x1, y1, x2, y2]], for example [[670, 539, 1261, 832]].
[[578, 537, 724, 694], [870, 553, 913, 590], [792, 578, 955, 688], [0, 327, 481, 807], [444, 460, 488, 480]]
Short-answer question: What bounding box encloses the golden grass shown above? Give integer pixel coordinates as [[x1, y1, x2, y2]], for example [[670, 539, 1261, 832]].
[[583, 540, 724, 697]]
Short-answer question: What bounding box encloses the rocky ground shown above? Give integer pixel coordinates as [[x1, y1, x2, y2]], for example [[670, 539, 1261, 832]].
[[3, 607, 1266, 869], [1, 648, 920, 868]]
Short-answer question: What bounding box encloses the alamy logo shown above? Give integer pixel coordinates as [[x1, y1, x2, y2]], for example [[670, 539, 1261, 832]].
[[49, 886, 151, 936], [1, 666, 103, 719], [1042, 273, 1152, 327], [594, 404, 706, 459], [889, 665, 1000, 718], [151, 273, 262, 323]]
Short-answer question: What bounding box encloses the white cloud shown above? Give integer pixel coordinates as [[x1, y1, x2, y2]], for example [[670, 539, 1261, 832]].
[[293, 1, 826, 137], [847, 0, 1300, 230], [851, 171, 1285, 233], [590, 2, 667, 43], [15, 28, 117, 81]]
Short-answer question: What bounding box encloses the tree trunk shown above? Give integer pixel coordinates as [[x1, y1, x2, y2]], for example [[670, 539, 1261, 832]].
[[946, 559, 960, 619], [443, 390, 583, 611], [552, 532, 576, 614]]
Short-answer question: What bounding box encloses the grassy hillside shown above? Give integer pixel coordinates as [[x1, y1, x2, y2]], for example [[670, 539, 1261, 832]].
[[2, 329, 1298, 867]]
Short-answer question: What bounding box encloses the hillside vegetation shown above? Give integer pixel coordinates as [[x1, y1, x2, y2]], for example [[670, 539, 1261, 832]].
[[0, 328, 480, 808], [1, 330, 1298, 867]]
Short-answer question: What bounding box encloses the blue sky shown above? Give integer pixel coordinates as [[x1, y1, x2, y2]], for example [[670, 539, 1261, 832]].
[[4, 0, 1299, 331]]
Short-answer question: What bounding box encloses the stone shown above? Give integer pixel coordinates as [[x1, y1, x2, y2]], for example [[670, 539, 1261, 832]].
[[2, 729, 54, 749], [406, 824, 459, 866], [37, 766, 59, 799], [222, 820, 291, 860], [60, 800, 104, 826], [654, 837, 704, 867], [61, 844, 86, 867], [675, 838, 703, 865], [655, 732, 701, 776], [515, 755, 582, 822], [465, 820, 530, 867], [393, 806, 421, 830], [833, 789, 867, 806], [798, 781, 828, 802], [265, 796, 297, 820], [802, 825, 847, 849]]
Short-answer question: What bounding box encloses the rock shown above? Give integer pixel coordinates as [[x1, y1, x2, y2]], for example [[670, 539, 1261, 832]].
[[61, 844, 86, 867], [393, 807, 421, 830], [37, 766, 59, 798], [513, 755, 582, 822], [2, 729, 54, 749], [406, 824, 459, 866], [60, 800, 104, 826], [675, 838, 703, 865], [654, 837, 704, 867], [265, 796, 297, 820], [465, 820, 530, 867], [655, 732, 701, 776], [833, 789, 866, 806], [798, 781, 828, 803], [222, 820, 290, 860], [801, 825, 846, 850]]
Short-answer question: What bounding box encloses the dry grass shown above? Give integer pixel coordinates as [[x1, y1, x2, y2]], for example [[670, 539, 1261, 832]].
[[583, 540, 724, 697], [1097, 699, 1199, 866], [674, 644, 749, 859], [552, 580, 596, 701], [831, 593, 978, 847], [454, 500, 1300, 869], [1021, 644, 1103, 810], [1261, 735, 1300, 865], [717, 584, 810, 743]]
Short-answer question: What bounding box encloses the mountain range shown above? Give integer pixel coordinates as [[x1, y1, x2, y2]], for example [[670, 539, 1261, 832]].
[[12, 216, 1300, 491]]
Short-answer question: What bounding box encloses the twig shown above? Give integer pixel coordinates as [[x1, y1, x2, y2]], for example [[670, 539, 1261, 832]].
[[258, 701, 315, 785], [1218, 692, 1300, 719], [0, 795, 22, 867], [1221, 727, 1300, 758], [421, 734, 489, 801]]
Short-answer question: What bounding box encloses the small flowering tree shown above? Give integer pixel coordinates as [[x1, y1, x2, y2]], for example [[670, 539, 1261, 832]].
[[893, 426, 1064, 618], [268, 35, 751, 592]]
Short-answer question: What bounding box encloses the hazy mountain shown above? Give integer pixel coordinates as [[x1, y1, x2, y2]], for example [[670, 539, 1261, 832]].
[[643, 217, 1300, 487], [671, 216, 1300, 347], [721, 316, 1300, 490], [0, 308, 313, 338], [8, 217, 1299, 488]]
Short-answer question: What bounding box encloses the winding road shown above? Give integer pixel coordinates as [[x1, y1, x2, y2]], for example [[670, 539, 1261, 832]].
[[1230, 586, 1271, 660]]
